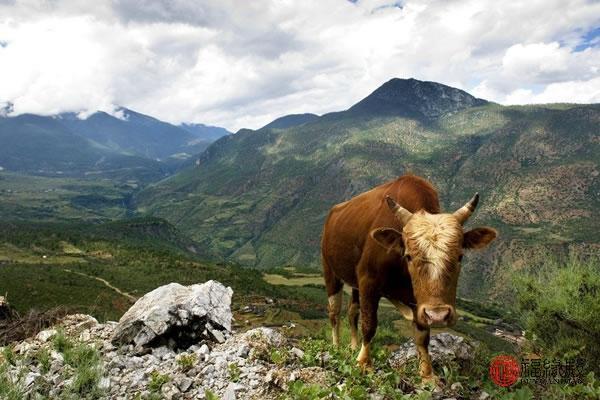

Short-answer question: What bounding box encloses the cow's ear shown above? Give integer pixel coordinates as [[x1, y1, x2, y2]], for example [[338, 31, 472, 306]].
[[370, 228, 404, 252], [463, 227, 497, 249]]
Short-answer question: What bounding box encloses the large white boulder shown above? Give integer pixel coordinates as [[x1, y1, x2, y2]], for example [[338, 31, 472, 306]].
[[112, 280, 233, 349]]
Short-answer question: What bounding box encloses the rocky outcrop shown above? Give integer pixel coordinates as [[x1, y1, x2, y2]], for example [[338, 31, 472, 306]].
[[0, 281, 492, 399], [1, 316, 324, 399], [388, 332, 476, 370], [112, 280, 233, 349]]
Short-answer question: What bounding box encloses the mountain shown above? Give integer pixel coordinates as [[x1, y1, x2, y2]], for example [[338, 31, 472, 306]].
[[58, 108, 197, 160], [135, 78, 600, 301], [179, 123, 232, 142], [0, 113, 167, 182], [347, 78, 489, 119], [0, 108, 230, 181], [261, 113, 320, 130], [178, 123, 232, 156]]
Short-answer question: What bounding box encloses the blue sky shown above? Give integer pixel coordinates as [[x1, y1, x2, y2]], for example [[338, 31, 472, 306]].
[[0, 0, 599, 131], [575, 26, 600, 51]]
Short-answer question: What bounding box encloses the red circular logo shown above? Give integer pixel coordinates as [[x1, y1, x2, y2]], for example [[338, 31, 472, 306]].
[[489, 355, 521, 387]]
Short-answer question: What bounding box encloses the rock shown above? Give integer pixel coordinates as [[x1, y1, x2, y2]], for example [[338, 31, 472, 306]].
[[388, 333, 476, 369], [478, 391, 491, 400], [60, 314, 98, 332], [112, 280, 233, 349], [99, 376, 111, 390], [198, 344, 210, 356], [236, 344, 250, 358], [14, 341, 34, 355], [153, 346, 174, 360], [223, 382, 244, 400], [175, 376, 193, 392], [36, 329, 57, 343], [214, 356, 228, 371], [450, 382, 463, 392], [79, 329, 91, 342], [242, 327, 286, 347], [202, 364, 215, 375], [210, 329, 226, 344], [50, 350, 64, 363], [161, 382, 181, 400], [24, 372, 41, 387], [289, 347, 304, 359]]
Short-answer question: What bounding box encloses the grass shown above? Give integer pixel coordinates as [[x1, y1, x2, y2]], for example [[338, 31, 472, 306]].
[[0, 361, 25, 400], [228, 363, 241, 382], [148, 370, 170, 393], [0, 329, 106, 399], [284, 321, 600, 399]]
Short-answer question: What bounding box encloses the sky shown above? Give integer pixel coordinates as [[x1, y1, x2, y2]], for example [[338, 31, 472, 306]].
[[0, 0, 599, 131]]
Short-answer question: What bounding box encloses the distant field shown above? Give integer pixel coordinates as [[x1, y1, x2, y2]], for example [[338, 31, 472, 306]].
[[263, 273, 323, 286], [0, 171, 134, 221]]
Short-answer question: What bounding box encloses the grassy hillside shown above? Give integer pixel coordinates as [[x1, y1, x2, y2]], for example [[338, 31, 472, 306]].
[[136, 84, 600, 301], [0, 218, 312, 321]]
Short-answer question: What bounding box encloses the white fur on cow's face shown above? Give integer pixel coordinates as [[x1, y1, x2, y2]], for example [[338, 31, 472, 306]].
[[403, 211, 463, 283]]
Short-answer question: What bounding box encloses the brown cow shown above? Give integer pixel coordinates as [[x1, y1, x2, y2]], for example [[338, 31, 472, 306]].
[[321, 175, 497, 383]]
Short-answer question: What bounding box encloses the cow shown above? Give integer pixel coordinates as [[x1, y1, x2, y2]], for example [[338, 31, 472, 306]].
[[321, 175, 497, 383]]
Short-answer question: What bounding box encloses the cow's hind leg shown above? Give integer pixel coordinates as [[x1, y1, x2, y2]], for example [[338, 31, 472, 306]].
[[348, 288, 360, 351], [357, 277, 380, 370], [323, 259, 343, 346]]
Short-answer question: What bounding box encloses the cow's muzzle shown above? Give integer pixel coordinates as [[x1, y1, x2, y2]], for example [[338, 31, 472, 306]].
[[420, 305, 455, 327]]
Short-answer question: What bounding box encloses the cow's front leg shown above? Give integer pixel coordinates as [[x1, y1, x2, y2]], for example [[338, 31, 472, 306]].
[[413, 322, 439, 385], [357, 280, 380, 371]]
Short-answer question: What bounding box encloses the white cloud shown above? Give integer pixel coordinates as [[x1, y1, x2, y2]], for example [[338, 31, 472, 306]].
[[0, 0, 599, 131], [505, 77, 600, 104]]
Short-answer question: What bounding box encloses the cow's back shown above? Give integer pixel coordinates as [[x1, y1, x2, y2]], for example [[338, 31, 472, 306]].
[[321, 175, 440, 287]]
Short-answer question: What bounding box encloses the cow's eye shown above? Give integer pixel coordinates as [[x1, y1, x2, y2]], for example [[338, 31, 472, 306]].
[[405, 254, 412, 262], [458, 255, 464, 262]]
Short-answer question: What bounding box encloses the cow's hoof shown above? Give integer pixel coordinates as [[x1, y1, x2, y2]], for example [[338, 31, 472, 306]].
[[420, 374, 442, 388], [356, 359, 373, 373]]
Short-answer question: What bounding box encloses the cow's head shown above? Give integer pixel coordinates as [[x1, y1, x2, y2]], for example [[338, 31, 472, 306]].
[[370, 194, 497, 328]]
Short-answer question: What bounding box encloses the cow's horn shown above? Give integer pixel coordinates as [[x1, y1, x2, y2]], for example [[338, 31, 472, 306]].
[[454, 193, 479, 224], [385, 195, 413, 225]]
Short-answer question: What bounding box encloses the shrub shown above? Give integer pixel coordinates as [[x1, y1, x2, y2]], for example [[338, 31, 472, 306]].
[[228, 363, 241, 382], [176, 353, 197, 372], [52, 329, 74, 354], [148, 370, 170, 393], [35, 348, 51, 374], [64, 342, 103, 397], [514, 254, 600, 373]]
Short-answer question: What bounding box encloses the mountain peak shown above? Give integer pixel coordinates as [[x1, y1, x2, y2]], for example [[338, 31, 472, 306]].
[[260, 113, 320, 130], [348, 78, 488, 119]]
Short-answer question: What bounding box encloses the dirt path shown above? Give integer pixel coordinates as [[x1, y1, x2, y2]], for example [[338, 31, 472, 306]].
[[63, 269, 137, 302]]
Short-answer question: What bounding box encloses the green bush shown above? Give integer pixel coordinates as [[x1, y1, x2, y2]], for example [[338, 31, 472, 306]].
[[148, 370, 170, 393], [176, 353, 197, 372], [514, 254, 600, 374]]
